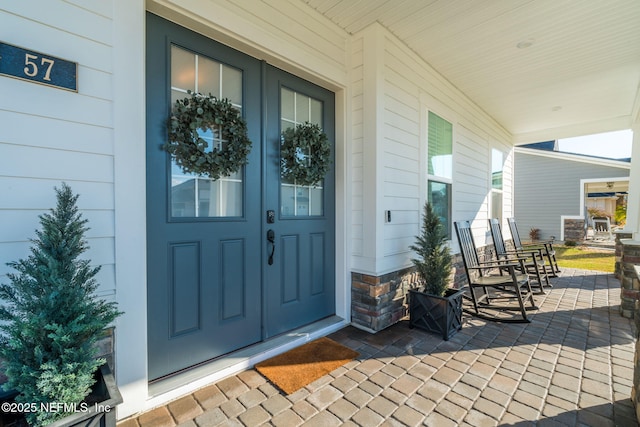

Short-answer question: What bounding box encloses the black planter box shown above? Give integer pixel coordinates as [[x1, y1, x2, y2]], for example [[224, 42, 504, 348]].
[[0, 364, 122, 427], [409, 288, 464, 340]]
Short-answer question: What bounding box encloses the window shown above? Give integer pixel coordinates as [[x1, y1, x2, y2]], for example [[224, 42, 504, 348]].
[[169, 45, 244, 218], [490, 149, 504, 222], [427, 111, 452, 238], [280, 87, 324, 217]]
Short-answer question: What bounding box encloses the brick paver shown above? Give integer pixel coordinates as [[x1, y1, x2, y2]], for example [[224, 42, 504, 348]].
[[167, 396, 203, 424], [120, 268, 638, 427], [271, 409, 304, 426], [192, 384, 226, 410], [136, 407, 175, 427]]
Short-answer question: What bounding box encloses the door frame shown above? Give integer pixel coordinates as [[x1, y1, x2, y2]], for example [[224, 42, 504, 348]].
[[114, 9, 350, 419]]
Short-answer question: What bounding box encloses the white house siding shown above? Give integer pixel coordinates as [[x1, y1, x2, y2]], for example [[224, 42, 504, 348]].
[[350, 36, 365, 258], [627, 125, 640, 240], [1, 1, 148, 417], [148, 0, 349, 88], [514, 149, 630, 240], [351, 23, 514, 276], [0, 2, 116, 300], [381, 49, 421, 260], [456, 127, 492, 238]]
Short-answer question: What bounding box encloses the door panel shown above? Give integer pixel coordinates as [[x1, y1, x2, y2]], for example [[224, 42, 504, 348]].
[[280, 234, 300, 304], [310, 233, 326, 295], [146, 14, 262, 381], [264, 67, 335, 338], [169, 242, 200, 336], [220, 239, 246, 321]]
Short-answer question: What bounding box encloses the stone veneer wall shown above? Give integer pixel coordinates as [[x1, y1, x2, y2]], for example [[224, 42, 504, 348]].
[[563, 218, 585, 242], [618, 239, 640, 319], [616, 233, 640, 425], [351, 267, 417, 333], [634, 300, 640, 424], [616, 231, 633, 280], [351, 244, 495, 332]]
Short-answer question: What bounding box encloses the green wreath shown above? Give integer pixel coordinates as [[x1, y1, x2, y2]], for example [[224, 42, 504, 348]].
[[165, 91, 252, 180], [280, 122, 331, 187]]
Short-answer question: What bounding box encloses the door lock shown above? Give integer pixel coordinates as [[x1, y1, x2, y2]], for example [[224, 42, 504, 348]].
[[266, 210, 275, 224]]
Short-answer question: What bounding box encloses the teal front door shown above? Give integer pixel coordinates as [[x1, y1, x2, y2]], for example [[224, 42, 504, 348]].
[[146, 14, 335, 380], [263, 67, 335, 338]]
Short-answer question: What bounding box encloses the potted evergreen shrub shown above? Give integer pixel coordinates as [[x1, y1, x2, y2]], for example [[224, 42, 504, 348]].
[[0, 183, 122, 427], [408, 202, 464, 340]]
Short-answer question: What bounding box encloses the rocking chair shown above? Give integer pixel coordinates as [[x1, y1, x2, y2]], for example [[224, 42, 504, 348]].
[[591, 216, 613, 241], [454, 221, 537, 323], [488, 218, 550, 294], [507, 217, 560, 277]]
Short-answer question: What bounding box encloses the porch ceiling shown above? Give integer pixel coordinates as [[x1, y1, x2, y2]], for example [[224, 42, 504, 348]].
[[301, 0, 640, 143]]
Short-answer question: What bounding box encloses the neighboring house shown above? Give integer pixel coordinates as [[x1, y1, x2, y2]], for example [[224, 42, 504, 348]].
[[514, 142, 630, 241], [1, 1, 639, 421]]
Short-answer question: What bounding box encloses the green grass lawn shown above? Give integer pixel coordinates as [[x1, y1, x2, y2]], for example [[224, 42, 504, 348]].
[[554, 245, 615, 273]]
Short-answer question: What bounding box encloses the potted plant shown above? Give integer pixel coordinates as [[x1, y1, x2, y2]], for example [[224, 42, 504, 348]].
[[529, 227, 540, 241], [0, 183, 122, 427], [408, 202, 464, 340]]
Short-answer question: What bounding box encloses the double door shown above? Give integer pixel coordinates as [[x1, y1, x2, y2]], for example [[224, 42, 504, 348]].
[[146, 14, 335, 380]]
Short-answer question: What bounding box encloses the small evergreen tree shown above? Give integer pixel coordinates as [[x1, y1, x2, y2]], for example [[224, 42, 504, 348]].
[[410, 202, 452, 296], [0, 183, 121, 427]]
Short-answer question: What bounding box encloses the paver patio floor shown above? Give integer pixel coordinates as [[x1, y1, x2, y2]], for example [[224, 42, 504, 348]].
[[119, 268, 638, 426]]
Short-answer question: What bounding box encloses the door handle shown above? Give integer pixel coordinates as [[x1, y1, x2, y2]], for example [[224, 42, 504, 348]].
[[267, 229, 275, 265]]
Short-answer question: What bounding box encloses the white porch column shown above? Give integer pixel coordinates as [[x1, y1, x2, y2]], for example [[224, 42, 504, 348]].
[[352, 23, 386, 275], [626, 124, 640, 239], [113, 0, 148, 419]]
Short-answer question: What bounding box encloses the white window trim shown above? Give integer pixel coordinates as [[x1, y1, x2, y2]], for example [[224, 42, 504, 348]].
[[489, 148, 504, 222], [421, 101, 456, 239]]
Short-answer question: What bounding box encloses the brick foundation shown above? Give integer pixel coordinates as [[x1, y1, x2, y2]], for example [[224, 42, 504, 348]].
[[351, 268, 415, 333], [634, 301, 640, 424], [617, 239, 640, 319], [563, 218, 585, 242], [615, 234, 640, 425], [616, 231, 633, 279], [351, 245, 496, 332]]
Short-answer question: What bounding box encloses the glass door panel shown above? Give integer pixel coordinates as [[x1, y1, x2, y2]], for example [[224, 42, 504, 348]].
[[169, 44, 244, 218], [280, 88, 324, 217]]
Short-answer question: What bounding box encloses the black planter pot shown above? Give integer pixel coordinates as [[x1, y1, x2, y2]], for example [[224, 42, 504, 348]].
[[0, 364, 122, 427], [409, 288, 464, 340]]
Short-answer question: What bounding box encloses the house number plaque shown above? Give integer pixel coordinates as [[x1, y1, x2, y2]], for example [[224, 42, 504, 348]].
[[0, 42, 77, 92]]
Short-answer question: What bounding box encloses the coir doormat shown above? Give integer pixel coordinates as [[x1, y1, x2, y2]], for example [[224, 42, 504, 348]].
[[255, 337, 359, 394]]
